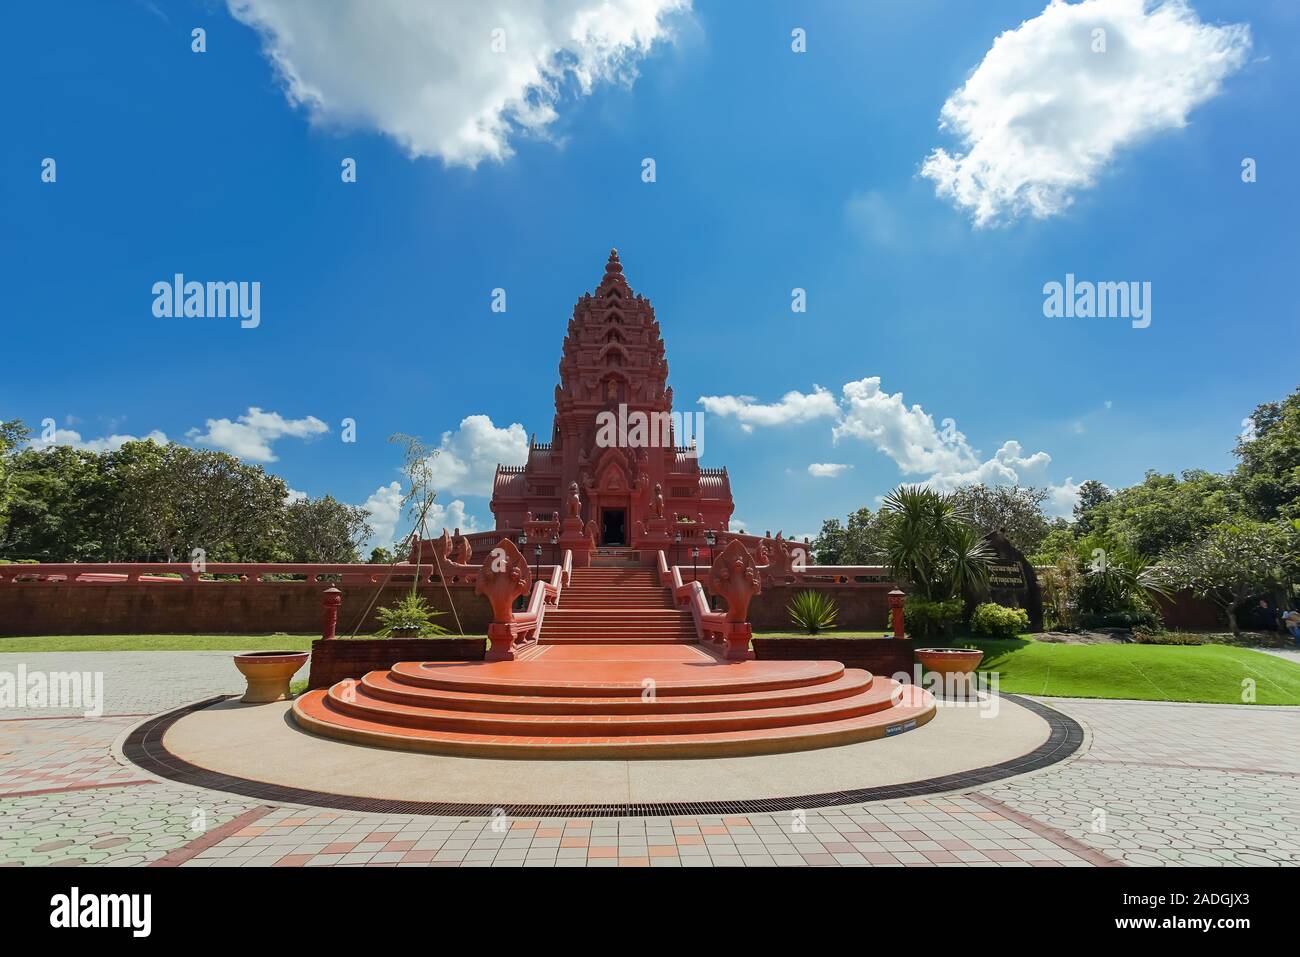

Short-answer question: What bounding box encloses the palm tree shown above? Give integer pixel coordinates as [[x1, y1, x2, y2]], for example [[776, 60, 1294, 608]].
[[881, 485, 992, 601]]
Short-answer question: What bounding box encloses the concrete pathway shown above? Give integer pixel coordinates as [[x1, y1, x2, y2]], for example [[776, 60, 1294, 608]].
[[2, 651, 1298, 867]]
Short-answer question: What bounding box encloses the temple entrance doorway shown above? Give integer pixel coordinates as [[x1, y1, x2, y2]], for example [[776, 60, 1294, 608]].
[[601, 508, 627, 546]]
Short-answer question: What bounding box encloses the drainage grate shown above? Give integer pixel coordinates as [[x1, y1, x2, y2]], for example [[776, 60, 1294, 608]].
[[122, 694, 1083, 819]]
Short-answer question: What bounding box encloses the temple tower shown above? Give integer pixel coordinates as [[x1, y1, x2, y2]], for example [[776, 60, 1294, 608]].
[[490, 250, 734, 550]]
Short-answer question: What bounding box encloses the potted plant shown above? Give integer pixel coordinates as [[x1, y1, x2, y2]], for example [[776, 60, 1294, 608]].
[[375, 592, 447, 638]]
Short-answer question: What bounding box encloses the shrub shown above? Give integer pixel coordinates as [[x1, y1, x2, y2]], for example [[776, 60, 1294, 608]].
[[970, 602, 1030, 638], [787, 590, 839, 634], [1132, 628, 1203, 645], [1078, 609, 1160, 630], [903, 596, 964, 639], [375, 593, 448, 638]]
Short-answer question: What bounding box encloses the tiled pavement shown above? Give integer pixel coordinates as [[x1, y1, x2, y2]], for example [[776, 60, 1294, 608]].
[[2, 652, 1298, 867]]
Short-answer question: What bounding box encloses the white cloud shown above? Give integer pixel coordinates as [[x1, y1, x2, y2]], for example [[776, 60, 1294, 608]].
[[284, 487, 309, 504], [920, 0, 1250, 226], [713, 373, 1066, 497], [425, 414, 528, 497], [808, 463, 852, 478], [1045, 477, 1082, 518], [228, 0, 689, 168], [187, 407, 328, 462], [698, 386, 838, 433], [360, 480, 483, 551], [45, 429, 168, 453]]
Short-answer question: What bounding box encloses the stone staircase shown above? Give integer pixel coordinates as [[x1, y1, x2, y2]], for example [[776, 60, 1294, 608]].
[[539, 568, 696, 644]]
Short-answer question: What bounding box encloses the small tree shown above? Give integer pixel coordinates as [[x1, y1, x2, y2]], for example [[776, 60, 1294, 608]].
[[1161, 521, 1298, 635], [880, 485, 992, 601]]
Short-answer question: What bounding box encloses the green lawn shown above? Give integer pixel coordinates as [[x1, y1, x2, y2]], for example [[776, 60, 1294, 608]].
[[957, 637, 1300, 705], [0, 633, 484, 653]]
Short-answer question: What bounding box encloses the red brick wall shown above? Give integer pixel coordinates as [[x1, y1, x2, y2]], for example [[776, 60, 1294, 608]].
[[753, 637, 916, 678], [307, 637, 485, 689], [0, 583, 492, 637], [747, 583, 894, 633]]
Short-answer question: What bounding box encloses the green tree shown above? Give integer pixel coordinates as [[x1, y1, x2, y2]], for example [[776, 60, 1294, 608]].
[[1072, 479, 1113, 536], [280, 495, 373, 563], [1160, 520, 1299, 635], [0, 444, 110, 561], [0, 419, 32, 542], [1091, 470, 1238, 558], [950, 484, 1051, 554], [880, 485, 991, 601], [1234, 387, 1300, 521], [811, 518, 845, 565]]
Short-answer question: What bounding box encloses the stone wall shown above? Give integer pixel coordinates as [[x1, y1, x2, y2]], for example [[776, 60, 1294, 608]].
[[0, 583, 492, 637]]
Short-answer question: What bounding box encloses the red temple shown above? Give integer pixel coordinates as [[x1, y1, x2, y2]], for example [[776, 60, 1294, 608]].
[[487, 249, 735, 559]]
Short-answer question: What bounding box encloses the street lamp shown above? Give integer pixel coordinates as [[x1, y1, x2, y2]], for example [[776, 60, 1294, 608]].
[[691, 545, 699, 584], [550, 531, 558, 569], [533, 545, 542, 591], [674, 530, 682, 571]]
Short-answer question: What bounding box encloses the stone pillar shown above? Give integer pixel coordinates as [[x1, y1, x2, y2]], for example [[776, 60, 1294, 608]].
[[321, 586, 342, 640], [888, 588, 906, 639]]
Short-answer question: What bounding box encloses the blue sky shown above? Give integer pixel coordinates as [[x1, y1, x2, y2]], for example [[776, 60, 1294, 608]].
[[2, 0, 1296, 547]]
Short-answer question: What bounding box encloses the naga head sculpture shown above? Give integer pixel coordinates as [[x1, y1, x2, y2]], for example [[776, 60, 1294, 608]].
[[475, 538, 532, 623], [707, 539, 761, 623]]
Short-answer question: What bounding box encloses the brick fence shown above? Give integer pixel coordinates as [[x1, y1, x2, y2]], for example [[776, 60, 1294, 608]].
[[0, 582, 492, 637]]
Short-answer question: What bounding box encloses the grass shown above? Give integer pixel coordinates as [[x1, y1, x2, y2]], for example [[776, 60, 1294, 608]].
[[0, 633, 485, 653], [757, 630, 1300, 704], [956, 636, 1300, 705]]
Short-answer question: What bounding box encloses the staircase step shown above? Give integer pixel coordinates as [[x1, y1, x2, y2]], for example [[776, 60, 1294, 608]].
[[386, 658, 846, 697], [293, 683, 935, 759], [358, 668, 876, 714]]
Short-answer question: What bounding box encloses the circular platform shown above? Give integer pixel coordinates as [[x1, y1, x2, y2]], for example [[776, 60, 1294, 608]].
[[119, 691, 1084, 816]]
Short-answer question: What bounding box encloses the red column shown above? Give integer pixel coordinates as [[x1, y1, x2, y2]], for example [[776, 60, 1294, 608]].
[[888, 588, 906, 639], [322, 586, 342, 640]]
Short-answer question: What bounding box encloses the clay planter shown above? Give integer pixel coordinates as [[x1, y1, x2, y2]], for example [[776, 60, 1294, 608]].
[[914, 647, 985, 698], [387, 626, 422, 639], [233, 651, 309, 703]]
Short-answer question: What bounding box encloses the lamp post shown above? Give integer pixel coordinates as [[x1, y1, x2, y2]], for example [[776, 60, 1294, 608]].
[[533, 545, 542, 592], [550, 531, 558, 569], [674, 530, 682, 571], [704, 529, 716, 558], [888, 588, 906, 640]]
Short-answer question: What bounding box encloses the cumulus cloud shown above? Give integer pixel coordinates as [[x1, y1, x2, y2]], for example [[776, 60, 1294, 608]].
[[704, 375, 1069, 497], [187, 407, 328, 462], [360, 480, 483, 551], [698, 386, 838, 434], [228, 0, 689, 168], [920, 0, 1250, 226], [44, 429, 168, 453], [808, 463, 852, 478], [425, 414, 528, 497], [1045, 476, 1082, 518]]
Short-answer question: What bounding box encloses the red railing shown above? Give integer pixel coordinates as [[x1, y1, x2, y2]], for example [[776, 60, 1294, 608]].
[[0, 562, 559, 587]]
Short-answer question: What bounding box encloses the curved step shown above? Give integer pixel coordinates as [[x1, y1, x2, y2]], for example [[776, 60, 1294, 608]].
[[358, 668, 877, 714], [325, 676, 903, 736], [292, 683, 936, 759], [386, 659, 845, 697]]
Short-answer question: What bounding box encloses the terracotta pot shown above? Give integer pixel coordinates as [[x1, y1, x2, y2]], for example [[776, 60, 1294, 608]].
[[233, 651, 309, 703], [914, 647, 985, 698], [388, 626, 422, 639]]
